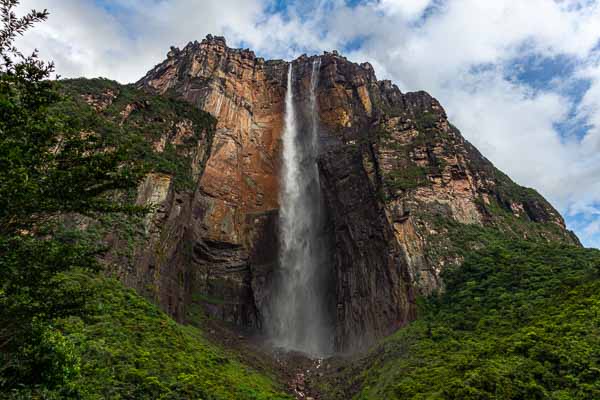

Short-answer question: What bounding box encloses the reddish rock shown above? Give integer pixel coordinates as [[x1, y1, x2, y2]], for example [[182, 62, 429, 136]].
[[130, 35, 579, 352]]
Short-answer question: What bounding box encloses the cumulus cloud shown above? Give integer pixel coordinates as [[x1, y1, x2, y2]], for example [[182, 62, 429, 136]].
[[17, 0, 264, 82], [377, 0, 432, 20], [577, 58, 600, 152], [15, 0, 600, 247]]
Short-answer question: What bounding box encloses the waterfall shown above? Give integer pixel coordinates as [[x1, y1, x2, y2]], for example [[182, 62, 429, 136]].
[[269, 59, 332, 356]]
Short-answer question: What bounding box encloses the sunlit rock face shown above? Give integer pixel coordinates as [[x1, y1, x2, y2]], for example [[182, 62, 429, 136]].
[[134, 35, 579, 352], [138, 36, 289, 332]]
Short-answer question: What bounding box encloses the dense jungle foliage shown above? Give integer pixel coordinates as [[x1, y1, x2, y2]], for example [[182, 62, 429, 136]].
[[321, 225, 600, 399]]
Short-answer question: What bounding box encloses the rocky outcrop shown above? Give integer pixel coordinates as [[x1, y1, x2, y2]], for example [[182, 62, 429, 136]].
[[137, 36, 289, 331], [100, 35, 581, 352], [362, 89, 580, 294]]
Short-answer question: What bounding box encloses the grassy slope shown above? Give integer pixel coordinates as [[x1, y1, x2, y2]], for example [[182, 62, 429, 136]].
[[320, 225, 600, 400], [33, 272, 291, 400]]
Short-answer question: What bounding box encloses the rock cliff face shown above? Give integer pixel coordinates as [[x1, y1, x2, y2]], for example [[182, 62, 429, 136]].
[[137, 36, 288, 331], [102, 35, 580, 352]]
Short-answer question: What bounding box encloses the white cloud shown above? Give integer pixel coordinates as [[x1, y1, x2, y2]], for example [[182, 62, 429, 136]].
[[576, 58, 600, 152], [378, 0, 432, 19], [13, 0, 600, 247], [16, 0, 128, 79], [17, 0, 264, 82]]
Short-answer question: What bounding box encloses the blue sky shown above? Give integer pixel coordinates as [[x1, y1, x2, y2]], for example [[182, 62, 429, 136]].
[[18, 0, 600, 247]]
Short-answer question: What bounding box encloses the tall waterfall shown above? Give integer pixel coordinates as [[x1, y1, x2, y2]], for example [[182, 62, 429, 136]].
[[269, 59, 332, 356]]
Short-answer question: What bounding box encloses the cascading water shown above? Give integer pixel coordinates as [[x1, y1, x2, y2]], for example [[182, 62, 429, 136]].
[[268, 59, 333, 356]]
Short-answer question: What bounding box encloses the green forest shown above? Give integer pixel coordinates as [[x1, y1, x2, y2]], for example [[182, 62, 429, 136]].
[[320, 226, 600, 399]]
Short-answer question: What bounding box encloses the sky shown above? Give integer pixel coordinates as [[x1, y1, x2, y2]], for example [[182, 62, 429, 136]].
[[15, 0, 600, 248]]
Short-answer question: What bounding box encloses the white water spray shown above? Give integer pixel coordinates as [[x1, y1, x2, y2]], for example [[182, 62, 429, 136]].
[[269, 59, 332, 356]]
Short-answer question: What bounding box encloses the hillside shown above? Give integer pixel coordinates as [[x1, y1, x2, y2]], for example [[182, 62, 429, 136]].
[[317, 226, 600, 399], [2, 271, 291, 399], [1, 76, 294, 399]]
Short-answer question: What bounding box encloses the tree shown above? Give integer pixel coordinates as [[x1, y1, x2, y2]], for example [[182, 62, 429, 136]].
[[0, 0, 146, 392]]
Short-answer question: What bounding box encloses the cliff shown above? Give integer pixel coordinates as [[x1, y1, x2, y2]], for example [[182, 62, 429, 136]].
[[62, 35, 579, 353]]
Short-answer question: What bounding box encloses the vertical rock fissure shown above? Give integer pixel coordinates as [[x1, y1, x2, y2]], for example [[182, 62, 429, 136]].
[[268, 60, 333, 356]]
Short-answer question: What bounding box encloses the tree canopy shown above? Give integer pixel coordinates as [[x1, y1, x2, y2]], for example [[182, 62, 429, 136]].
[[0, 0, 146, 391]]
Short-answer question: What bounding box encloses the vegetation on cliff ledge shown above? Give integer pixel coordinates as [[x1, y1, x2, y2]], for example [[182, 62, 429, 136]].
[[55, 76, 216, 192]]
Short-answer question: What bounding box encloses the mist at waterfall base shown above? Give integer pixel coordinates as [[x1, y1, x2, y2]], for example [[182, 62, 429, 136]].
[[267, 60, 334, 357]]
